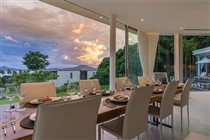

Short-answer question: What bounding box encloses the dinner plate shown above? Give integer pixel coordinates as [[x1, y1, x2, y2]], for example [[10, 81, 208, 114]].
[[30, 97, 61, 105], [29, 112, 36, 121], [109, 96, 129, 103]]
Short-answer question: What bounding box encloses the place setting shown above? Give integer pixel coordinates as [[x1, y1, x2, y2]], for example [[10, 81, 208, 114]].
[[104, 94, 130, 106]]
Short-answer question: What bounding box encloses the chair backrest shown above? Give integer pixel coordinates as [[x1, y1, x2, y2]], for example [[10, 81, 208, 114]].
[[153, 72, 168, 84], [91, 79, 101, 90], [21, 82, 56, 104], [160, 81, 179, 119], [138, 76, 149, 86], [79, 79, 101, 94], [123, 86, 154, 139], [180, 78, 195, 107], [32, 95, 102, 140], [79, 79, 92, 94], [115, 77, 127, 90]]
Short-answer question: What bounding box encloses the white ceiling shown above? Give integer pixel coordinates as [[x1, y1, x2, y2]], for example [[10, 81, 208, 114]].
[[41, 0, 210, 35]]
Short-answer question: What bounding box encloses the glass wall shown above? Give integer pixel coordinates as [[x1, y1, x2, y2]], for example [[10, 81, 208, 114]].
[[183, 36, 210, 91], [128, 27, 143, 86], [154, 36, 174, 80]]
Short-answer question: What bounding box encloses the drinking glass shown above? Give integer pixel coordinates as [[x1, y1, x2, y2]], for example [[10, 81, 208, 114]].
[[5, 87, 17, 112], [16, 86, 26, 112], [157, 78, 162, 86], [91, 81, 97, 92], [170, 76, 174, 82]]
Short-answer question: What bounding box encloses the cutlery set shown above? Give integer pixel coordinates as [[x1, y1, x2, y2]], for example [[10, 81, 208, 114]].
[[1, 117, 16, 136]]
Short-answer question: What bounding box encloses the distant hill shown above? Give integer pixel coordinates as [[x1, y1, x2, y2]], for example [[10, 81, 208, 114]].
[[48, 65, 97, 71], [0, 66, 20, 71]]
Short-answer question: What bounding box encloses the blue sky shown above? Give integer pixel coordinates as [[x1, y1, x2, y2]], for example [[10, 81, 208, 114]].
[[0, 0, 129, 70]]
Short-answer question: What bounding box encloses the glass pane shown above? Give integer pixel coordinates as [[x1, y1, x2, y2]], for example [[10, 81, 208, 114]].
[[128, 28, 143, 86]]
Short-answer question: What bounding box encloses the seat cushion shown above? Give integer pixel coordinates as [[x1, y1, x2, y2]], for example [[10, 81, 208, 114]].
[[99, 116, 124, 138], [174, 96, 181, 106], [148, 105, 160, 118]]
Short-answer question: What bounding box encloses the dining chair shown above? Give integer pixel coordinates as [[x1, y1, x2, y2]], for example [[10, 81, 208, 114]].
[[153, 72, 168, 84], [138, 76, 149, 86], [32, 95, 102, 140], [98, 86, 154, 140], [91, 79, 101, 90], [115, 77, 127, 90], [148, 80, 179, 140], [79, 79, 93, 94], [20, 82, 56, 104], [173, 78, 195, 130]]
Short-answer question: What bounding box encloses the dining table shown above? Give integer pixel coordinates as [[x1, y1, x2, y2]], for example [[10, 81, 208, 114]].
[[0, 85, 183, 140]]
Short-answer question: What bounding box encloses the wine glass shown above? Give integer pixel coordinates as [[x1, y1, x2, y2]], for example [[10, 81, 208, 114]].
[[157, 78, 162, 86], [91, 81, 97, 93], [16, 86, 26, 112], [170, 76, 174, 82], [5, 87, 17, 112]]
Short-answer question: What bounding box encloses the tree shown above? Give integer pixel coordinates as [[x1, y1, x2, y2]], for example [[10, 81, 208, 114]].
[[22, 51, 50, 71]]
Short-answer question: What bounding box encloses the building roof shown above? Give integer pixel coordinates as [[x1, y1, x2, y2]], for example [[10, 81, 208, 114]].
[[192, 47, 210, 57]]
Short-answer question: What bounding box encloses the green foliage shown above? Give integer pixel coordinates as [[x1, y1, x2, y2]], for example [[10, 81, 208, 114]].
[[27, 70, 57, 82], [22, 51, 50, 71]]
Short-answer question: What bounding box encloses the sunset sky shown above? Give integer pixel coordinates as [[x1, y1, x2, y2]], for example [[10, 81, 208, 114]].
[[0, 0, 137, 69]]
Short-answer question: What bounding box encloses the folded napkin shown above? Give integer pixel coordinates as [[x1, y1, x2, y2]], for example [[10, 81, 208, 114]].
[[38, 96, 52, 102], [114, 95, 128, 101]]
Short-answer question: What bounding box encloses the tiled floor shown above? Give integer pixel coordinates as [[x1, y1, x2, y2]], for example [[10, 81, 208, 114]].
[[99, 91, 210, 140]]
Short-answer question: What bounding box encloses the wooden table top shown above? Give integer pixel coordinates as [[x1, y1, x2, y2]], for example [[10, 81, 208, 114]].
[[0, 86, 182, 140]]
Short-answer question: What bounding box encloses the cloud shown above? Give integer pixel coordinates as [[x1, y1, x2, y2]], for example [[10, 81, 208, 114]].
[[72, 24, 84, 34], [1, 1, 125, 68], [4, 36, 21, 44], [24, 42, 30, 47]]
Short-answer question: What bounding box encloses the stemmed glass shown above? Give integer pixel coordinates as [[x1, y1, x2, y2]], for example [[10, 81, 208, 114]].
[[157, 78, 162, 86], [16, 86, 26, 112], [91, 81, 97, 93], [5, 87, 17, 112], [170, 76, 174, 82]]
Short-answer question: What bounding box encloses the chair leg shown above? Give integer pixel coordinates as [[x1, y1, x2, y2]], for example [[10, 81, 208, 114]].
[[160, 119, 162, 140], [187, 104, 189, 124], [98, 127, 101, 140], [171, 114, 174, 138], [181, 107, 183, 130], [146, 130, 148, 140]]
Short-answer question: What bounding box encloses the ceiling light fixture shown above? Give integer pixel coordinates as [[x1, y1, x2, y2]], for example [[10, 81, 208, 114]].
[[141, 19, 144, 21], [100, 16, 103, 19], [180, 27, 183, 29]]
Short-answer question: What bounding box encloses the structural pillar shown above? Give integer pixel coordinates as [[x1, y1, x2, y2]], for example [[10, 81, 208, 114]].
[[174, 33, 183, 82], [109, 14, 116, 90], [197, 56, 201, 76]]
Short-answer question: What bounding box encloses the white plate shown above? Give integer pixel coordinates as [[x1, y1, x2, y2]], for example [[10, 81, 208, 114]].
[[29, 112, 36, 121], [109, 96, 129, 102], [30, 97, 61, 104]]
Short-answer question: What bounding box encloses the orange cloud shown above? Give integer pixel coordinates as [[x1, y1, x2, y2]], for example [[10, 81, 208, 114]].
[[72, 24, 84, 34]]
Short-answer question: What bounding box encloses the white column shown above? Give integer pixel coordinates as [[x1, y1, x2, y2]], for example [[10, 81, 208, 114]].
[[197, 57, 201, 76], [174, 33, 183, 82], [109, 14, 116, 90]]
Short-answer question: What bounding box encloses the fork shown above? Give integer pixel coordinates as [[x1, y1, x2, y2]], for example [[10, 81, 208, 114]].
[[10, 117, 16, 133], [1, 121, 7, 136]]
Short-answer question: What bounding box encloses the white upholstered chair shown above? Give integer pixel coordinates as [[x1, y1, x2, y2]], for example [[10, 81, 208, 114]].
[[153, 72, 169, 84], [20, 82, 56, 104], [98, 86, 154, 140], [79, 79, 101, 94], [138, 76, 149, 86], [32, 95, 101, 139], [148, 81, 179, 139], [115, 77, 127, 90], [174, 78, 194, 130]]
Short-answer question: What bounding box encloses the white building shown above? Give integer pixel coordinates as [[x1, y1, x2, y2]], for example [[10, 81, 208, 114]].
[[49, 65, 97, 87]]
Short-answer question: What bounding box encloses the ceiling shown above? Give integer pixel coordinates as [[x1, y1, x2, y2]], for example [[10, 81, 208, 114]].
[[40, 0, 210, 35]]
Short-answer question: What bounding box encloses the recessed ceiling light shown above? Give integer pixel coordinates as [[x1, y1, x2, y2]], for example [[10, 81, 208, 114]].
[[141, 19, 144, 21], [100, 16, 103, 19], [180, 27, 183, 29]]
